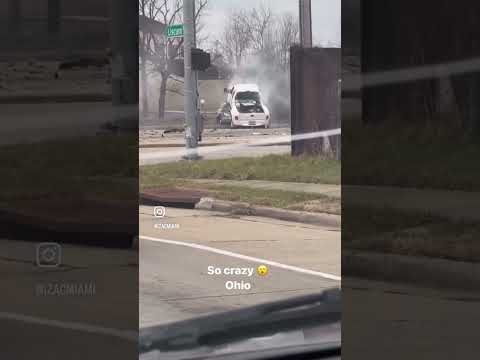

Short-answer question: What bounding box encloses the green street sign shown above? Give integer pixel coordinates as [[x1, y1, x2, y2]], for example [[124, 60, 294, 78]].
[[166, 24, 184, 38]]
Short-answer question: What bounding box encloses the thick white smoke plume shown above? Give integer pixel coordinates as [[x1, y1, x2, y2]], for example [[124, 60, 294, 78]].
[[227, 54, 291, 125]]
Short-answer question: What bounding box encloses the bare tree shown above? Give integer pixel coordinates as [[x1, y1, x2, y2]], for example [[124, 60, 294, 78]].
[[249, 5, 273, 53], [139, 0, 208, 120], [152, 0, 183, 120], [218, 5, 298, 71], [221, 9, 252, 68], [274, 13, 299, 70], [139, 0, 160, 115], [194, 0, 209, 47]]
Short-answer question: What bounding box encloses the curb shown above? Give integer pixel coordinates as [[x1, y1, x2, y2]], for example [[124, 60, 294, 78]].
[[139, 142, 230, 149], [195, 197, 341, 228], [343, 250, 480, 290]]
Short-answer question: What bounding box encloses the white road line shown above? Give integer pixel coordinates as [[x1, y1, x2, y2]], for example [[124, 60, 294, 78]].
[[0, 312, 137, 342], [140, 235, 341, 282]]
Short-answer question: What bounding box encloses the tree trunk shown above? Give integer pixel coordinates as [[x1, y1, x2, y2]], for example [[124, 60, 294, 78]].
[[158, 73, 168, 121]]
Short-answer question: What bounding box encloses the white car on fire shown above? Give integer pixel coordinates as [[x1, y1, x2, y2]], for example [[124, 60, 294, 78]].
[[218, 84, 271, 128]]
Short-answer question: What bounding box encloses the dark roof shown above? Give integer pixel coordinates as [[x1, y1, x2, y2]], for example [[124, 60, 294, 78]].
[[139, 15, 166, 35]]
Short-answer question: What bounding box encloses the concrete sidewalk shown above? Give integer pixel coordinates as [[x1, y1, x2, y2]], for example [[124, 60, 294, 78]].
[[162, 180, 480, 222], [344, 185, 480, 222], [191, 179, 341, 198]]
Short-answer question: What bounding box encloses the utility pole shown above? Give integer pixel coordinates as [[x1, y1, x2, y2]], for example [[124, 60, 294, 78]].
[[299, 0, 312, 48], [110, 0, 138, 131], [193, 0, 201, 143], [183, 0, 199, 158]]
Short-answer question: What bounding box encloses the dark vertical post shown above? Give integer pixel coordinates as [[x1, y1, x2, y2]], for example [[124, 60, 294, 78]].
[[183, 0, 198, 154], [291, 47, 341, 157], [193, 0, 201, 143], [111, 0, 139, 128], [299, 0, 312, 47], [47, 0, 61, 34], [291, 46, 306, 156], [467, 73, 480, 137], [360, 0, 370, 124], [8, 0, 21, 33]]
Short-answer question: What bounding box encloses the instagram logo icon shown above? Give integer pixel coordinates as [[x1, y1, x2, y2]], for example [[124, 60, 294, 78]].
[[36, 243, 62, 267], [153, 206, 166, 218]]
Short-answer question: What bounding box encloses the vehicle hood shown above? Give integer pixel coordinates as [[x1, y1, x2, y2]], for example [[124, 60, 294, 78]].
[[140, 290, 341, 360], [140, 328, 340, 360]]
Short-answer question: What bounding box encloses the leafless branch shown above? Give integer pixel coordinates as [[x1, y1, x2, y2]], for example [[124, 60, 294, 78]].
[[168, 0, 183, 25]]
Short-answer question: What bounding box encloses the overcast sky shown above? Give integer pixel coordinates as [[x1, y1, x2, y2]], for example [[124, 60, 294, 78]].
[[201, 0, 341, 47]]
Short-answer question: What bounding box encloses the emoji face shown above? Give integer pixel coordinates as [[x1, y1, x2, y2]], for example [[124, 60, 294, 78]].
[[257, 265, 269, 276]]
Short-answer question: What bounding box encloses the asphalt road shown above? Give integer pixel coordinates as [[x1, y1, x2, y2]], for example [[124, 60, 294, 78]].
[[140, 142, 291, 164], [139, 206, 480, 359], [342, 277, 480, 359], [140, 111, 290, 130], [2, 321, 137, 359], [139, 206, 341, 328], [139, 127, 292, 164], [1, 238, 138, 359], [1, 102, 115, 145], [4, 205, 477, 359]]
